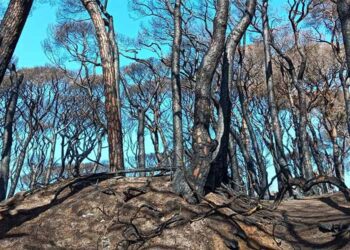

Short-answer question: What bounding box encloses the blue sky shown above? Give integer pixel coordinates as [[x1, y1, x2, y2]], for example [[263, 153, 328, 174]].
[[11, 0, 284, 69], [12, 1, 142, 68]]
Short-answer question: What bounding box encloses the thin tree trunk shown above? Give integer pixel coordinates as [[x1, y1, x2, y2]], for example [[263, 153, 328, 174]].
[[81, 0, 124, 172], [93, 134, 103, 173], [307, 125, 328, 193], [171, 0, 186, 193], [228, 132, 243, 192], [230, 128, 261, 195], [338, 0, 350, 135], [262, 0, 290, 191], [44, 133, 57, 185], [7, 131, 33, 198], [0, 71, 22, 200], [137, 109, 146, 177], [236, 39, 267, 197], [0, 0, 33, 85], [329, 127, 344, 182]]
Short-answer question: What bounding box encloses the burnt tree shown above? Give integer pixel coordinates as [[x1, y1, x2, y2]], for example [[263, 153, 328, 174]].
[[188, 0, 229, 198], [0, 68, 22, 201], [0, 0, 33, 85], [338, 0, 350, 136], [208, 0, 257, 192], [81, 0, 124, 172]]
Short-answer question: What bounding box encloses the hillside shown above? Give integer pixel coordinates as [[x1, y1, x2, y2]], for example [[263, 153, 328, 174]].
[[0, 174, 349, 250]]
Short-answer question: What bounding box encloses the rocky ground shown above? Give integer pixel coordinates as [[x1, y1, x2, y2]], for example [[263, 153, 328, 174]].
[[0, 174, 349, 249]]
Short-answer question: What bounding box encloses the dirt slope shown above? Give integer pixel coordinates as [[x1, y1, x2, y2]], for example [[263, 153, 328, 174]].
[[0, 174, 349, 250]]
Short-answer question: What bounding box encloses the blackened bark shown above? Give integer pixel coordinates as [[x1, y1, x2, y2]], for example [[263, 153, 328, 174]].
[[230, 129, 260, 194], [329, 127, 344, 182], [81, 0, 124, 172], [0, 70, 22, 201], [307, 126, 328, 193], [93, 134, 103, 173], [0, 0, 33, 85], [170, 0, 186, 193], [338, 0, 350, 135], [190, 0, 229, 197], [44, 133, 57, 185], [270, 18, 313, 188], [262, 0, 290, 191], [228, 133, 243, 192], [209, 0, 257, 191], [137, 109, 146, 177], [236, 39, 268, 197]]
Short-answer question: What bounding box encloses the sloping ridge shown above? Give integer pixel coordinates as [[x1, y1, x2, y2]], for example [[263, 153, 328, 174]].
[[0, 173, 349, 250]]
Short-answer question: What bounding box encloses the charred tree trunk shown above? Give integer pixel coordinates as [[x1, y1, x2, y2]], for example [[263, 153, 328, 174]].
[[0, 0, 33, 85], [44, 133, 57, 185], [8, 131, 34, 198], [209, 0, 257, 192], [236, 40, 268, 197], [137, 109, 146, 177], [308, 126, 328, 193], [81, 0, 124, 172], [228, 133, 243, 192], [338, 0, 350, 135], [262, 0, 290, 191], [93, 134, 103, 173], [297, 86, 314, 182], [0, 70, 22, 201], [178, 0, 229, 200], [170, 0, 186, 193]]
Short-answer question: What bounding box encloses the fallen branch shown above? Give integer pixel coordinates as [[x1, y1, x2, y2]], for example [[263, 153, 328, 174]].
[[274, 175, 350, 208]]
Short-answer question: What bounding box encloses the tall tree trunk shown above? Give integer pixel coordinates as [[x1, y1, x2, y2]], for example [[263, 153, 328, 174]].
[[137, 109, 146, 177], [93, 133, 103, 173], [0, 0, 33, 85], [328, 127, 344, 182], [262, 0, 290, 191], [0, 70, 22, 200], [228, 133, 243, 192], [209, 0, 257, 191], [177, 0, 229, 200], [170, 0, 186, 193], [230, 129, 259, 194], [8, 131, 33, 198], [308, 125, 328, 193], [81, 0, 124, 172], [338, 0, 350, 135], [44, 133, 57, 185], [192, 0, 229, 197], [296, 80, 314, 182], [236, 39, 268, 197]]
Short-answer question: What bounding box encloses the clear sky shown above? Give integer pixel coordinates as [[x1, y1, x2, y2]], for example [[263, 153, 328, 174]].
[[12, 1, 142, 68]]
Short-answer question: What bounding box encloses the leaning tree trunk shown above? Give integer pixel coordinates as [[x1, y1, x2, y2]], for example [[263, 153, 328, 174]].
[[338, 0, 350, 135], [189, 0, 229, 198], [209, 0, 257, 191], [0, 71, 22, 201], [81, 0, 124, 172], [0, 0, 33, 85]]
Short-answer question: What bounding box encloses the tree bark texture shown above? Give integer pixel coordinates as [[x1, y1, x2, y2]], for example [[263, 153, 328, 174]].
[[81, 0, 124, 172], [0, 0, 33, 85]]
